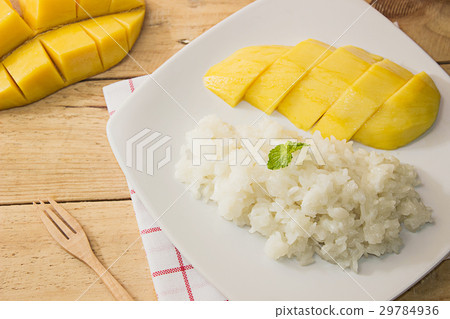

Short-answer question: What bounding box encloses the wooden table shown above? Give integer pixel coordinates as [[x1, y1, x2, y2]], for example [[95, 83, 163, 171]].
[[0, 0, 449, 301]]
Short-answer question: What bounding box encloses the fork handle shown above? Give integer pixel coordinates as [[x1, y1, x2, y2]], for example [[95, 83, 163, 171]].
[[85, 255, 134, 301]]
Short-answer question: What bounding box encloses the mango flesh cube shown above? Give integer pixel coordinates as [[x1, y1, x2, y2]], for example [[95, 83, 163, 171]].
[[81, 16, 128, 70], [109, 0, 145, 13], [19, 0, 77, 31], [0, 0, 34, 57], [245, 39, 335, 115], [113, 8, 146, 50], [0, 64, 28, 110], [39, 24, 103, 84], [353, 72, 440, 149], [313, 59, 413, 141], [76, 0, 111, 19], [3, 39, 65, 102], [204, 45, 291, 107], [278, 46, 382, 130]]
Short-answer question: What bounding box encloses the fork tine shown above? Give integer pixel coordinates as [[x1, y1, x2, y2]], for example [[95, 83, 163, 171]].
[[38, 200, 75, 238], [34, 202, 69, 243], [47, 198, 82, 233]]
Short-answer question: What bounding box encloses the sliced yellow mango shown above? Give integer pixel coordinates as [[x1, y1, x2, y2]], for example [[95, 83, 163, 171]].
[[245, 39, 335, 115], [114, 8, 146, 50], [313, 59, 413, 141], [76, 0, 111, 19], [19, 0, 77, 31], [0, 63, 28, 110], [0, 0, 33, 57], [110, 0, 145, 13], [353, 72, 440, 149], [278, 46, 382, 130], [204, 45, 291, 107], [3, 39, 65, 102], [81, 16, 128, 70], [39, 24, 103, 84]]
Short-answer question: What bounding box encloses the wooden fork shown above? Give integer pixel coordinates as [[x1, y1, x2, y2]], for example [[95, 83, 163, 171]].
[[34, 198, 133, 301]]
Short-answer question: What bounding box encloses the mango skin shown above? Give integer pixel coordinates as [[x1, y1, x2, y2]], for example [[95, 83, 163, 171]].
[[0, 0, 34, 57], [278, 45, 382, 130], [313, 59, 413, 141], [0, 8, 145, 110], [245, 39, 335, 115], [204, 45, 291, 107], [353, 72, 440, 149]]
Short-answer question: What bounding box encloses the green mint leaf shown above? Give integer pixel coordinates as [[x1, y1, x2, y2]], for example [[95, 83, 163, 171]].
[[267, 141, 308, 170]]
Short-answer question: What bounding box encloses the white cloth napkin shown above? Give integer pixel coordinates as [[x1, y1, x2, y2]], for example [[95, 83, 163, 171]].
[[103, 76, 226, 301]]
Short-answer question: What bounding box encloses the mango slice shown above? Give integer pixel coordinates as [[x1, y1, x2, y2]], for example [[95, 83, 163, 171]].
[[19, 0, 77, 31], [114, 8, 146, 50], [39, 24, 103, 84], [0, 0, 33, 57], [204, 45, 291, 107], [0, 7, 145, 110], [245, 39, 335, 115], [278, 46, 383, 130], [3, 39, 65, 103], [353, 72, 440, 149], [313, 59, 413, 141], [0, 64, 28, 110], [80, 16, 128, 70]]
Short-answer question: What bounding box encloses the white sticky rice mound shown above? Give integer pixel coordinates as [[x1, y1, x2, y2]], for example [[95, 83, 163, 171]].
[[175, 115, 432, 272]]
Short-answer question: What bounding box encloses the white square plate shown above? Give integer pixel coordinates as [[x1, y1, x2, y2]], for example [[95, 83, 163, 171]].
[[107, 0, 450, 300]]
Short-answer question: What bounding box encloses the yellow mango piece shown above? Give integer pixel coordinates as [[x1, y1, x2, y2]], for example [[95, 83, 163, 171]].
[[313, 59, 413, 141], [204, 45, 291, 107], [109, 0, 145, 13], [18, 0, 77, 31], [39, 24, 103, 84], [114, 8, 146, 50], [0, 0, 33, 57], [81, 16, 128, 70], [0, 64, 28, 110], [245, 39, 335, 115], [353, 72, 440, 149], [76, 0, 111, 19], [3, 39, 65, 102], [278, 46, 382, 130]]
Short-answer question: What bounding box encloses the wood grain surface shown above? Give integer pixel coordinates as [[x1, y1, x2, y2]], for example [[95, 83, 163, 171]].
[[0, 0, 449, 301]]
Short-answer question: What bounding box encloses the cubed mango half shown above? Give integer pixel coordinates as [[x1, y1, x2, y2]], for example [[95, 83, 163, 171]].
[[204, 45, 291, 107]]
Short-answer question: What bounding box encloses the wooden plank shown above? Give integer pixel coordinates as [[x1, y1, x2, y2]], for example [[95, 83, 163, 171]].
[[0, 200, 156, 301], [398, 260, 450, 301], [0, 105, 130, 205], [440, 63, 450, 75], [366, 0, 450, 62]]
